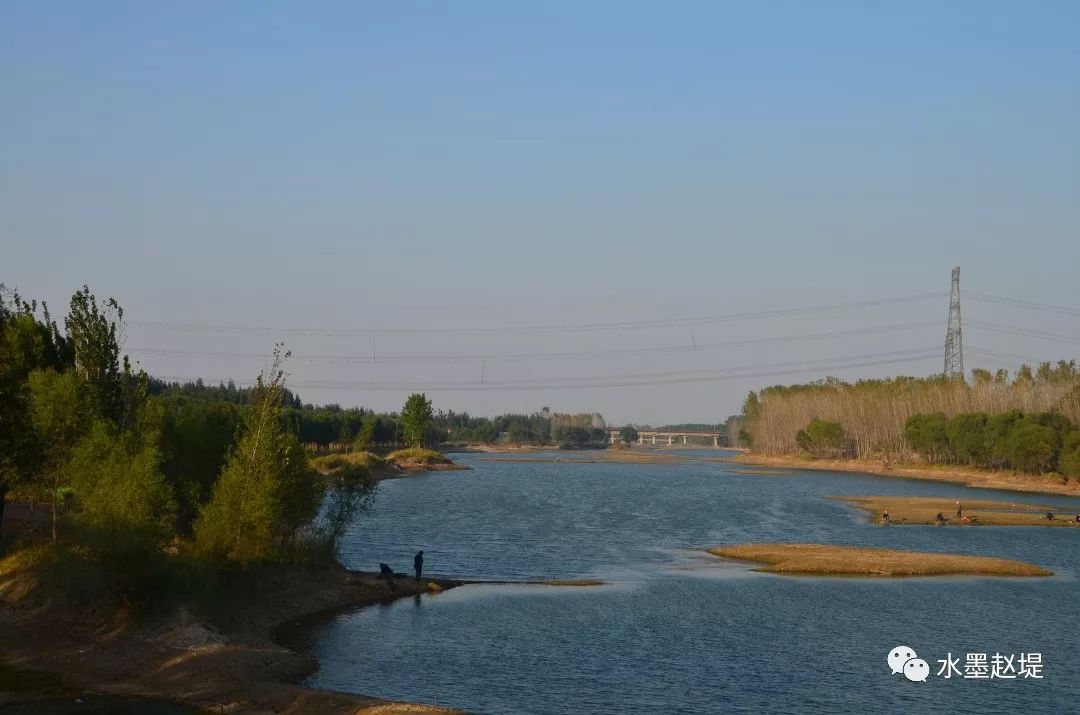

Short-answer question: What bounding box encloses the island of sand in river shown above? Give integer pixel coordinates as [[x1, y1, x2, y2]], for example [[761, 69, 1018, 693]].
[[706, 544, 1053, 577], [835, 496, 1080, 527]]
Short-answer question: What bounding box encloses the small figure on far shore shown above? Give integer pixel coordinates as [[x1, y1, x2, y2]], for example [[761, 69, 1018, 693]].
[[936, 512, 946, 524], [1074, 513, 1080, 524], [1046, 511, 1055, 522], [956, 501, 963, 519], [882, 511, 891, 526], [414, 550, 424, 581]]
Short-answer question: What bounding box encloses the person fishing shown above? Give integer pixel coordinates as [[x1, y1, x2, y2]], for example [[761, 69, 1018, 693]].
[[414, 550, 424, 581], [956, 501, 963, 519]]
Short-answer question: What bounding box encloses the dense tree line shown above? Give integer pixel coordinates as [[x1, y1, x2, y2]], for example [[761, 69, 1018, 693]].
[[905, 410, 1080, 475], [653, 422, 724, 433], [150, 378, 607, 451], [435, 409, 607, 447], [741, 364, 1080, 477]]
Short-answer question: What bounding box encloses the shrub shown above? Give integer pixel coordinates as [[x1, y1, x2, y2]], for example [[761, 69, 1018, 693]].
[[904, 413, 951, 462], [1060, 432, 1080, 478], [795, 419, 849, 458], [945, 412, 988, 465], [1005, 420, 1057, 474], [983, 410, 1023, 469]]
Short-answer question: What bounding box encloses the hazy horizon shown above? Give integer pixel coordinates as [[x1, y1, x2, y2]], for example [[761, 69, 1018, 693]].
[[4, 2, 1079, 424]]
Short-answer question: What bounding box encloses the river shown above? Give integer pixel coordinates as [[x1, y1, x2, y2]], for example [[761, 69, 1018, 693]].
[[304, 450, 1080, 714]]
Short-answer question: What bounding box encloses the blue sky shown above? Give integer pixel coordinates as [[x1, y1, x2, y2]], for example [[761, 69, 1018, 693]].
[[3, 2, 1079, 423]]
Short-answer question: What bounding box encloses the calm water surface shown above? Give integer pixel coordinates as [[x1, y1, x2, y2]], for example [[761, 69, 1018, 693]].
[[306, 450, 1080, 714]]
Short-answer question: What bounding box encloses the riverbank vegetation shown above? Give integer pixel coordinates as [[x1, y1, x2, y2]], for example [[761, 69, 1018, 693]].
[[0, 285, 457, 615], [707, 544, 1053, 577], [739, 367, 1080, 483]]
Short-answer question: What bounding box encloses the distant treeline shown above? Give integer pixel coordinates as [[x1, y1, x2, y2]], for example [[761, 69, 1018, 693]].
[[439, 409, 606, 447], [651, 423, 723, 433], [148, 381, 609, 450], [741, 364, 1080, 477]]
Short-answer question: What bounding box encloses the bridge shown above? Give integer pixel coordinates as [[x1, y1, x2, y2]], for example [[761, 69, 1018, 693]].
[[608, 430, 723, 447]]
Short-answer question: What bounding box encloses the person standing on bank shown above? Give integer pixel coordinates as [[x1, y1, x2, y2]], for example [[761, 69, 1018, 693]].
[[414, 550, 424, 581]]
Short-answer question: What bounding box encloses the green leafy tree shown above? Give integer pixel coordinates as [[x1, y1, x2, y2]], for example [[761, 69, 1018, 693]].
[[159, 397, 241, 534], [28, 369, 93, 541], [1060, 431, 1080, 478], [983, 410, 1023, 469], [401, 393, 434, 447], [0, 288, 71, 540], [313, 460, 376, 561], [353, 413, 377, 452], [794, 419, 849, 458], [619, 425, 639, 445], [1032, 412, 1074, 463], [66, 286, 127, 424], [1005, 419, 1057, 474], [554, 425, 591, 448], [194, 347, 320, 563], [945, 413, 989, 465], [904, 413, 951, 462], [66, 417, 176, 566]]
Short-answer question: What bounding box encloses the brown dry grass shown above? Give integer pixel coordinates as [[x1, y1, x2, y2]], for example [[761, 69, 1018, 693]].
[[706, 543, 1053, 577], [836, 496, 1080, 527]]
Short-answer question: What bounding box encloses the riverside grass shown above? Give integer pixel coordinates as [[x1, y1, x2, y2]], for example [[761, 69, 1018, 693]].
[[706, 543, 1053, 577], [836, 496, 1080, 527]]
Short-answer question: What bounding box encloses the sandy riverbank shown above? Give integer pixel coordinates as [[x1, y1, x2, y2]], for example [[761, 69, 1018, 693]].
[[0, 560, 606, 714], [835, 496, 1080, 527], [0, 562, 475, 714], [732, 453, 1080, 497], [706, 543, 1054, 577]]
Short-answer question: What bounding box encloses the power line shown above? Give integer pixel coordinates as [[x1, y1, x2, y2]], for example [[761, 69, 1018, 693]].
[[967, 346, 1075, 364], [125, 291, 946, 336], [967, 319, 1080, 346], [128, 319, 940, 364], [966, 292, 1080, 318], [153, 347, 941, 392]]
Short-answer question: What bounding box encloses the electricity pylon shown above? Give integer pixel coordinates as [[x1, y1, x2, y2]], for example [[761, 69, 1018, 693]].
[[944, 266, 963, 379]]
